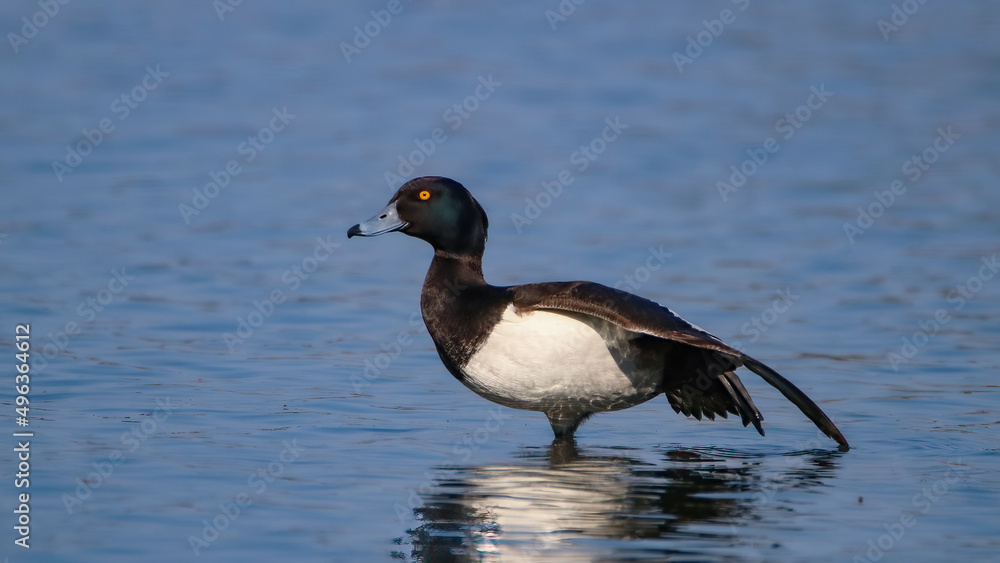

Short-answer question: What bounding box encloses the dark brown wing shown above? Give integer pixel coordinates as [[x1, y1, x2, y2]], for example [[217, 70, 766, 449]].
[[513, 281, 740, 355], [511, 281, 849, 449]]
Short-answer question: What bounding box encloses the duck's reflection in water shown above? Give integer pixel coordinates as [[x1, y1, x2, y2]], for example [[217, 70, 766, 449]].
[[394, 440, 842, 562]]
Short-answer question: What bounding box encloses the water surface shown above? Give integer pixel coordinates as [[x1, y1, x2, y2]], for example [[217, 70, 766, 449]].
[[1, 1, 998, 561]]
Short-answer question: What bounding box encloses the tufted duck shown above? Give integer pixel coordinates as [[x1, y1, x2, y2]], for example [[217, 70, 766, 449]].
[[348, 176, 848, 449]]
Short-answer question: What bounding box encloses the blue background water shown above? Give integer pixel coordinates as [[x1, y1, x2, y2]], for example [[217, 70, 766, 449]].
[[1, 1, 998, 561]]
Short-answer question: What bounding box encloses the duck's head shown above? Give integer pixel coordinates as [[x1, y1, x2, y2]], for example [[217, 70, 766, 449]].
[[348, 176, 489, 256]]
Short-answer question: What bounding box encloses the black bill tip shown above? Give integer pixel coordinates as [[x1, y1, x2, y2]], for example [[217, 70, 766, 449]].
[[347, 201, 408, 239]]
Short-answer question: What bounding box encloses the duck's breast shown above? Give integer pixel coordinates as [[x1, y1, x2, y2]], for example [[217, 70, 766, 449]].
[[460, 305, 663, 412]]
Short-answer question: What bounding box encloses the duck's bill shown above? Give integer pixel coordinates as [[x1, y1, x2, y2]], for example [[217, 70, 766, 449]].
[[347, 201, 409, 238]]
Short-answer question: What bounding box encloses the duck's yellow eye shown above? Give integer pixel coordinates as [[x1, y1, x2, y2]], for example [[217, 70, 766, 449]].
[[419, 190, 431, 200]]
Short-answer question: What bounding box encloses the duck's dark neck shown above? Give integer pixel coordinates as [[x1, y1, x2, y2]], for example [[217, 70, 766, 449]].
[[420, 249, 505, 377], [424, 250, 487, 297]]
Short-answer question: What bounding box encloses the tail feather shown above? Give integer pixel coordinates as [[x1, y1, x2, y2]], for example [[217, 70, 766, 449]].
[[742, 357, 849, 449], [718, 371, 764, 436]]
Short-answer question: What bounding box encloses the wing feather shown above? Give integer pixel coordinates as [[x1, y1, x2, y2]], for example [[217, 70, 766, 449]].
[[742, 357, 849, 448], [513, 281, 739, 353]]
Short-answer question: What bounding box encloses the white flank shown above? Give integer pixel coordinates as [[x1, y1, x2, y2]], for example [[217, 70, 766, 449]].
[[461, 305, 662, 412]]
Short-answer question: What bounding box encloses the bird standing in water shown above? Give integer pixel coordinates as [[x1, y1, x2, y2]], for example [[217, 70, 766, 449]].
[[348, 176, 848, 449]]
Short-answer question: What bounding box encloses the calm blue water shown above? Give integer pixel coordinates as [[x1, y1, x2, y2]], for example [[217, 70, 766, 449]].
[[1, 1, 998, 561]]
